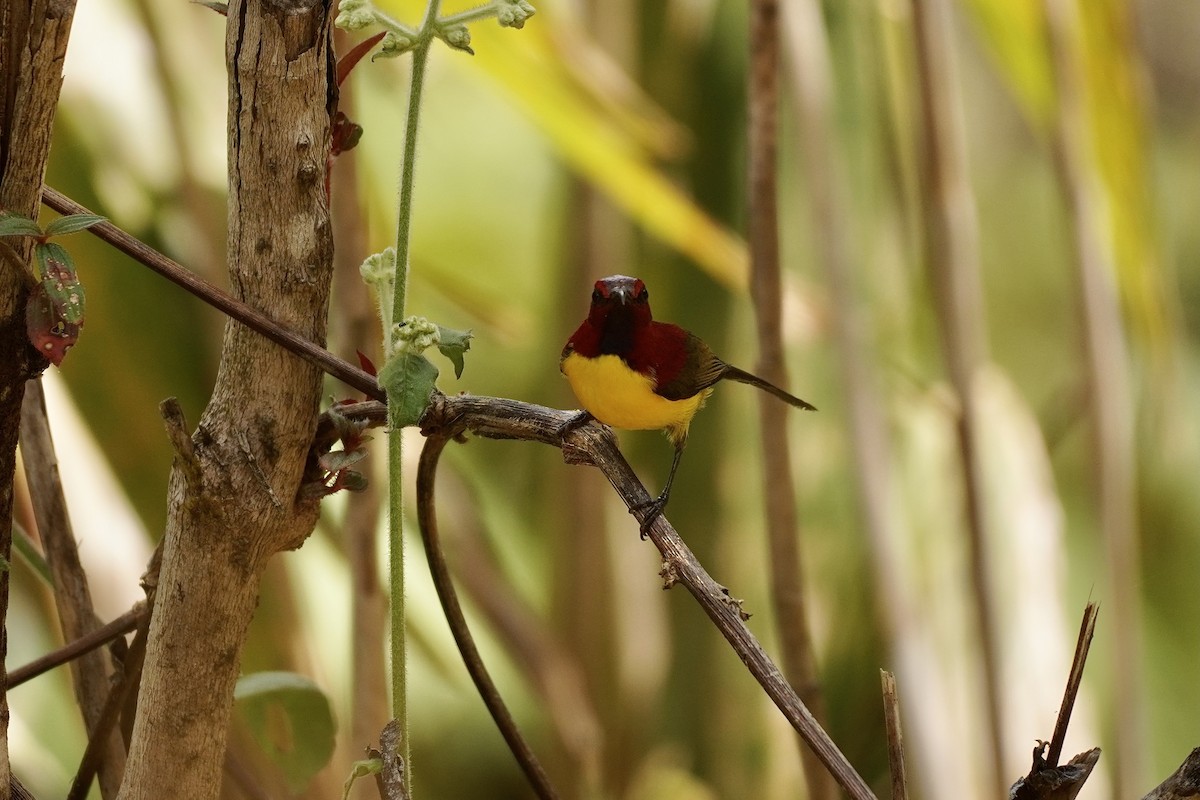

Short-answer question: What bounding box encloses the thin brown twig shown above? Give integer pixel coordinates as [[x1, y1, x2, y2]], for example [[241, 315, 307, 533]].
[[333, 394, 877, 798], [1042, 0, 1143, 792], [19, 377, 127, 796], [6, 604, 144, 689], [67, 589, 154, 800], [909, 0, 1004, 788], [417, 431, 560, 800], [415, 392, 878, 800], [747, 3, 831, 797], [39, 187, 383, 402], [880, 670, 908, 800], [439, 473, 604, 785], [1009, 601, 1103, 799], [1046, 602, 1099, 768]]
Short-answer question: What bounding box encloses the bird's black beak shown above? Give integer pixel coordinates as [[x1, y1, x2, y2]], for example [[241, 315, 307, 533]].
[[607, 285, 633, 306]]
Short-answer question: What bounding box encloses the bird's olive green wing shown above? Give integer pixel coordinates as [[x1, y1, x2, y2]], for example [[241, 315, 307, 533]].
[[654, 332, 728, 401]]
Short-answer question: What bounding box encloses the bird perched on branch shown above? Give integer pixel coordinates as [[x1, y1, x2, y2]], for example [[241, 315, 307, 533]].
[[560, 274, 816, 532]]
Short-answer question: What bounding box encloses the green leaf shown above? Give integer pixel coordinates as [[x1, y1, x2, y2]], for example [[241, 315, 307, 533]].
[[0, 213, 43, 238], [234, 672, 336, 795], [43, 213, 105, 238], [342, 756, 382, 800], [436, 325, 472, 379], [34, 243, 85, 323], [26, 242, 86, 365], [377, 351, 438, 428], [12, 522, 52, 586]]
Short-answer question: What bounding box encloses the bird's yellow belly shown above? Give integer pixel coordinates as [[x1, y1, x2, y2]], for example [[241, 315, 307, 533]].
[[562, 353, 708, 440]]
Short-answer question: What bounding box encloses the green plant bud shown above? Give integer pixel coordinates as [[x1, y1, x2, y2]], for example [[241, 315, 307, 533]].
[[334, 0, 375, 31], [392, 315, 441, 356], [440, 23, 474, 54], [496, 0, 535, 29], [374, 31, 415, 59]]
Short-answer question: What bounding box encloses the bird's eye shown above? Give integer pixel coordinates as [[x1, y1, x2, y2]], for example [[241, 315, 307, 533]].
[[637, 288, 648, 302], [592, 289, 603, 303]]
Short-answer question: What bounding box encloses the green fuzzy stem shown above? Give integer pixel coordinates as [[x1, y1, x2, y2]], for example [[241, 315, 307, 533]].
[[386, 0, 442, 785]]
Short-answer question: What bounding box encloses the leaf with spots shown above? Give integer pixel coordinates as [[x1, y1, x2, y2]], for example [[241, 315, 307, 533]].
[[26, 281, 82, 365], [26, 243, 85, 365], [34, 243, 85, 322]]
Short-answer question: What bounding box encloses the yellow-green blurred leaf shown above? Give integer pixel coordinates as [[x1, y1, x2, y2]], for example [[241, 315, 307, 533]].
[[372, 0, 748, 289], [961, 0, 1176, 359]]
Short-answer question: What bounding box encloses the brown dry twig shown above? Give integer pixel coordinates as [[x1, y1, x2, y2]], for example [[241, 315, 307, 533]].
[[66, 586, 154, 800], [326, 395, 876, 797], [1047, 602, 1099, 767], [1008, 603, 1101, 800], [410, 392, 877, 800], [880, 670, 908, 800], [746, 2, 830, 796], [6, 604, 144, 690], [1142, 748, 1200, 800], [40, 188, 382, 403], [417, 432, 559, 800], [1010, 746, 1100, 800]]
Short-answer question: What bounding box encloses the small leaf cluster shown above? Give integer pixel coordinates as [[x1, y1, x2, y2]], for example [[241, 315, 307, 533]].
[[310, 401, 374, 497], [335, 0, 536, 59], [356, 247, 473, 429], [0, 211, 105, 366], [378, 316, 472, 428]]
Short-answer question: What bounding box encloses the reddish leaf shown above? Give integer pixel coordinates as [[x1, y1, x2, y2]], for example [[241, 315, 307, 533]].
[[331, 111, 363, 157], [356, 350, 378, 377], [336, 32, 386, 87], [26, 281, 82, 365]]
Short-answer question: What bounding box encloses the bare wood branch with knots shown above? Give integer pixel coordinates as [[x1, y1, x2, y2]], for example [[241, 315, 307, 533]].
[[331, 392, 878, 800]]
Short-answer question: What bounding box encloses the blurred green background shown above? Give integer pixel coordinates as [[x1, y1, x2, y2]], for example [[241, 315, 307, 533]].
[[8, 0, 1200, 798]]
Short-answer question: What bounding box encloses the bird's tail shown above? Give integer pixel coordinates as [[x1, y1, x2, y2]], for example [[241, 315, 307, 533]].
[[721, 364, 817, 411]]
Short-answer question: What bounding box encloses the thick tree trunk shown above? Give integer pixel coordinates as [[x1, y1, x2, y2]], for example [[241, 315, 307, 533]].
[[0, 2, 78, 797], [118, 1, 336, 797]]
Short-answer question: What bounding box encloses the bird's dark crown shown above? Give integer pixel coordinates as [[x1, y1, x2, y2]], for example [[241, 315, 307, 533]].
[[585, 275, 653, 356]]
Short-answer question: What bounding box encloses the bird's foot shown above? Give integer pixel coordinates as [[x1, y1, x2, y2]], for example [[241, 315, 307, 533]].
[[630, 494, 668, 539], [557, 410, 595, 465], [556, 410, 593, 440]]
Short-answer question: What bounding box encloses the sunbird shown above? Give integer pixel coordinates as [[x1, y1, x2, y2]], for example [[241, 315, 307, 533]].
[[560, 275, 816, 531]]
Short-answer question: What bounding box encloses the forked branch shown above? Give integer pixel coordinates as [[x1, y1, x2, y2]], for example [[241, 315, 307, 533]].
[[406, 392, 877, 800]]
